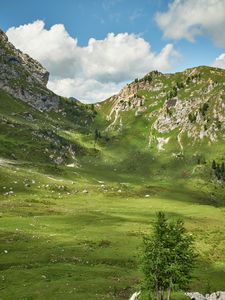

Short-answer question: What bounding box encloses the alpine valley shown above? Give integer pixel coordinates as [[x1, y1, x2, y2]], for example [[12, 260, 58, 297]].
[[0, 28, 225, 300]]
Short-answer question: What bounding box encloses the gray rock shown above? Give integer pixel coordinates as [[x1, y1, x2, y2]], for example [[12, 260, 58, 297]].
[[208, 292, 225, 300], [186, 292, 206, 300], [186, 292, 225, 300], [0, 28, 59, 111]]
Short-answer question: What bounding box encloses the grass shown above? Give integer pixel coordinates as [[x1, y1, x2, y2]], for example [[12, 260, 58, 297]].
[[0, 66, 225, 299], [0, 160, 225, 300]]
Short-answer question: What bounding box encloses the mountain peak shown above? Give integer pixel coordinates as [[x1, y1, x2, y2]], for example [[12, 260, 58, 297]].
[[0, 28, 59, 110], [99, 65, 225, 147]]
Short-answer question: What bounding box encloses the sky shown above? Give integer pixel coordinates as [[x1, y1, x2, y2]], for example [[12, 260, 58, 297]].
[[1, 0, 225, 103]]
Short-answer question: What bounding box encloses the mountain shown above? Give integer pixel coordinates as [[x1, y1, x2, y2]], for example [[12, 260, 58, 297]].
[[0, 30, 99, 166], [0, 27, 224, 195], [0, 30, 225, 300], [95, 66, 225, 206], [98, 67, 225, 149], [0, 29, 59, 111]]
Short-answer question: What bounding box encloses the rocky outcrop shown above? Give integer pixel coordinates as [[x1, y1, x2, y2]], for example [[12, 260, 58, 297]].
[[104, 71, 163, 130], [101, 66, 225, 149], [154, 93, 225, 144], [0, 29, 59, 110]]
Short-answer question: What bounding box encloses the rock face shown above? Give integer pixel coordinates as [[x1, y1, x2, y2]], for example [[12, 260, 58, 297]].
[[100, 66, 225, 149], [104, 71, 161, 128], [0, 29, 59, 110]]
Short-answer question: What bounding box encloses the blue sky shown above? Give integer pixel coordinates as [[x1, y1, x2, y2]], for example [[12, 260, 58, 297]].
[[1, 0, 164, 45], [1, 0, 225, 102]]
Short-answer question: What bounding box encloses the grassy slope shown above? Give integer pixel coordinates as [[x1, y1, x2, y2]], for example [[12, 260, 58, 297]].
[[1, 161, 225, 300], [0, 67, 225, 299], [95, 66, 225, 205], [0, 90, 98, 166]]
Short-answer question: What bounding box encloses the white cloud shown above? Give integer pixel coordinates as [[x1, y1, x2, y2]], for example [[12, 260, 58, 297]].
[[212, 53, 225, 69], [48, 78, 125, 102], [6, 20, 82, 78], [7, 20, 179, 103], [156, 0, 225, 47]]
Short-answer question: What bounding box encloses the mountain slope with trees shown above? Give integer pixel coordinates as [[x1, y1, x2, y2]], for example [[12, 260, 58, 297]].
[[0, 29, 225, 300]]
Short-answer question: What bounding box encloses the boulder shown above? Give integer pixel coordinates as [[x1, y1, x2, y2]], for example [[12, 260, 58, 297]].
[[186, 292, 225, 300]]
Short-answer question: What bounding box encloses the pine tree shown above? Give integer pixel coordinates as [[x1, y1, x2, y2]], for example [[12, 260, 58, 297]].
[[143, 212, 168, 300]]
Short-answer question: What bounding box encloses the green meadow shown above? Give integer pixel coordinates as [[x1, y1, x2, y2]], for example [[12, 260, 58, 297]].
[[0, 159, 225, 300], [0, 67, 225, 300]]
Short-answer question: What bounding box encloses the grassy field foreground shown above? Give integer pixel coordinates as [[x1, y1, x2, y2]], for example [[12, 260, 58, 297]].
[[0, 161, 225, 300]]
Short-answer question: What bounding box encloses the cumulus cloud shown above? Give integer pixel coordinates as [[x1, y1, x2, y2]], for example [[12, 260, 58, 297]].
[[7, 20, 179, 103], [7, 20, 82, 78], [212, 53, 225, 69], [156, 0, 225, 47], [48, 78, 125, 102]]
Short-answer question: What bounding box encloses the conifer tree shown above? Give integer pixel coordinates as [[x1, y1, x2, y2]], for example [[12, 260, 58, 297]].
[[142, 212, 196, 300]]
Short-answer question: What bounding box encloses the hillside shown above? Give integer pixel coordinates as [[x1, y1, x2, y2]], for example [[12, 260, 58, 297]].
[[0, 30, 225, 300], [0, 28, 100, 166], [95, 66, 225, 205], [99, 66, 225, 147]]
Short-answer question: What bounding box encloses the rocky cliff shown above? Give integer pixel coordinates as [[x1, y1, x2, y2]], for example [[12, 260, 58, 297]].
[[99, 67, 225, 150], [0, 29, 59, 110]]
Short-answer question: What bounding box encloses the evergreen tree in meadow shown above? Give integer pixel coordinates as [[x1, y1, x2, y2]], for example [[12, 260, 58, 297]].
[[142, 212, 196, 300]]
